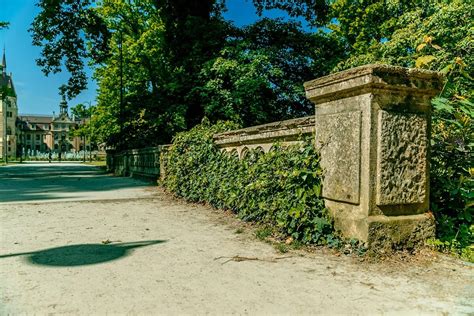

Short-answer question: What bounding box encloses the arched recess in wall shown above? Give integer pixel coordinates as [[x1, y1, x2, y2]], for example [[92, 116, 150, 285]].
[[240, 147, 249, 160], [254, 146, 265, 159], [269, 143, 287, 153], [269, 145, 278, 153], [229, 148, 238, 158], [250, 146, 265, 161]]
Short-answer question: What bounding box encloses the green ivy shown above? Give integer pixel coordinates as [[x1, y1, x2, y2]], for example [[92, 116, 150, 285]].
[[162, 120, 336, 245], [430, 95, 473, 261]]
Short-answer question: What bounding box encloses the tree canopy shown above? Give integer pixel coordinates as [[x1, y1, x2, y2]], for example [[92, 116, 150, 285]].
[[30, 0, 472, 146], [31, 0, 343, 148]]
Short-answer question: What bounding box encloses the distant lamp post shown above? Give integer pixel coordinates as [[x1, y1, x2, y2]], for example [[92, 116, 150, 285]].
[[5, 134, 9, 164], [83, 133, 86, 163], [2, 97, 8, 164], [84, 101, 94, 162], [25, 120, 30, 160], [89, 105, 93, 162], [119, 30, 124, 139], [17, 124, 23, 163]]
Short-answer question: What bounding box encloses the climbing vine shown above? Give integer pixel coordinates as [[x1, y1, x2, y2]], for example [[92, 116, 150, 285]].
[[162, 120, 336, 245]]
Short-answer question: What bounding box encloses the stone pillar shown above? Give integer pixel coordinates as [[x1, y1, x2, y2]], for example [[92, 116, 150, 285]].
[[106, 149, 116, 173], [304, 64, 443, 250]]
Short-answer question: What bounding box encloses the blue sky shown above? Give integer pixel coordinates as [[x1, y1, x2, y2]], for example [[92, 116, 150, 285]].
[[0, 0, 306, 115]]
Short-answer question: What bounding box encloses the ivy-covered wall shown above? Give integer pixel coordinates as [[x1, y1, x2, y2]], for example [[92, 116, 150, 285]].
[[161, 120, 337, 245]]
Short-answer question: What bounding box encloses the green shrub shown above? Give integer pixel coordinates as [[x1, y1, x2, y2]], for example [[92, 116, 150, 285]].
[[162, 119, 336, 245], [430, 96, 473, 261]]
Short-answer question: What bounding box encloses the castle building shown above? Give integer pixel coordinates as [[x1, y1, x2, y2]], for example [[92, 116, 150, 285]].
[[1, 48, 86, 159], [17, 98, 83, 155], [0, 48, 18, 160]]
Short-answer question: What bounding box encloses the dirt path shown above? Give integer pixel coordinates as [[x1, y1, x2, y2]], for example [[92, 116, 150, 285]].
[[0, 163, 473, 315]]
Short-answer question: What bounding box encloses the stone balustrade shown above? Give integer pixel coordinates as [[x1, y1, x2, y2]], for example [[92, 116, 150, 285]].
[[213, 116, 315, 158], [106, 146, 162, 179]]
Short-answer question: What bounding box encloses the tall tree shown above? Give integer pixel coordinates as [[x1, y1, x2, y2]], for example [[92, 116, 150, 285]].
[[31, 0, 110, 99], [199, 18, 343, 126]]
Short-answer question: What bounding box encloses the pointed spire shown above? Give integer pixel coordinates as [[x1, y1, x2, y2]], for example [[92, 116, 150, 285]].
[[1, 46, 6, 75]]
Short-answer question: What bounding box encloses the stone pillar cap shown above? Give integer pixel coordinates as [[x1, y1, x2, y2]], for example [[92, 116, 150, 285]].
[[304, 64, 444, 103]]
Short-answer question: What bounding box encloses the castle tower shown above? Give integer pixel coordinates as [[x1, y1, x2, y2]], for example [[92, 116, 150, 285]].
[[59, 96, 68, 118], [0, 47, 18, 160]]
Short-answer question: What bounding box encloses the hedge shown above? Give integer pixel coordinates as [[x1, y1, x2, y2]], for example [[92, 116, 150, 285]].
[[161, 120, 337, 245]]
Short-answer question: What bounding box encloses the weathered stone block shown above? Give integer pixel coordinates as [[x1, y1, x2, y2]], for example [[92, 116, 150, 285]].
[[377, 110, 427, 206], [305, 64, 443, 250], [367, 213, 435, 252], [317, 111, 361, 204]]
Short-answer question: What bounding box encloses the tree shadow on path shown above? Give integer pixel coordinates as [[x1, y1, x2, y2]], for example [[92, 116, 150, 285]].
[[0, 163, 153, 203], [0, 240, 166, 267]]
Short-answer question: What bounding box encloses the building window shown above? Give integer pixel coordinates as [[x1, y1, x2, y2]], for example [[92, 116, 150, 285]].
[[36, 134, 40, 141], [35, 145, 40, 151], [6, 127, 11, 135], [8, 147, 11, 152], [7, 111, 12, 117], [26, 134, 31, 140]]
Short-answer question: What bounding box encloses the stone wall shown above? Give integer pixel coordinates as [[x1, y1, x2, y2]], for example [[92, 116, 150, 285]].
[[213, 116, 315, 158], [107, 146, 162, 179], [107, 117, 313, 179]]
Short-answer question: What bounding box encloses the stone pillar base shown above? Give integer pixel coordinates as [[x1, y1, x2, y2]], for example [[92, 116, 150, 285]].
[[367, 213, 435, 251]]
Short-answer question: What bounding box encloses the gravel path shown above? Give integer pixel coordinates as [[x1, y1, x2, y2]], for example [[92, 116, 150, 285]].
[[0, 163, 473, 315]]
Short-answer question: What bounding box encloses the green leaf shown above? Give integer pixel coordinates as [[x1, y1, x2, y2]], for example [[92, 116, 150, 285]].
[[416, 43, 426, 52], [439, 64, 453, 75], [415, 55, 436, 68], [432, 97, 454, 113]]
